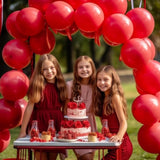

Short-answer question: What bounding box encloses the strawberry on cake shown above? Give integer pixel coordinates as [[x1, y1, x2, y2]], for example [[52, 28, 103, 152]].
[[67, 101, 86, 118], [58, 120, 91, 139]]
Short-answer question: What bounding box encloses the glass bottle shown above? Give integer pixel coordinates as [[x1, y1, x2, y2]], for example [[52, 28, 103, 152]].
[[47, 119, 56, 137], [101, 119, 110, 137], [30, 120, 39, 138]]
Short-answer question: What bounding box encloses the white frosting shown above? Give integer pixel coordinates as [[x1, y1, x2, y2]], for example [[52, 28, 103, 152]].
[[61, 126, 91, 137], [67, 108, 86, 118]]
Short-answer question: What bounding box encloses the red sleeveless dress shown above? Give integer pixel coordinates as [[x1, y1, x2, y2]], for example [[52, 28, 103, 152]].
[[28, 83, 66, 154], [29, 83, 63, 133], [102, 113, 133, 160]]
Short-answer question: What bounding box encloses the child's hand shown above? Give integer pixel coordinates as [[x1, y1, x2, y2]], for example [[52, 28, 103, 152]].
[[109, 134, 123, 143], [18, 132, 26, 139]]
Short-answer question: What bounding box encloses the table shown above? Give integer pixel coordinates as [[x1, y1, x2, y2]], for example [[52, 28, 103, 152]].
[[13, 136, 121, 160]]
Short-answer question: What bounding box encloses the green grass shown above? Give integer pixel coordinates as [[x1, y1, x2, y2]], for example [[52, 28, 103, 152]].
[[0, 81, 158, 160]]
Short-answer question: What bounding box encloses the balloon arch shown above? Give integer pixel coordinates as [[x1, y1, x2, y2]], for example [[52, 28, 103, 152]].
[[1, 0, 160, 158]]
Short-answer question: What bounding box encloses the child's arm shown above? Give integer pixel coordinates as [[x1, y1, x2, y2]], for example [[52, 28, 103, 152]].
[[64, 80, 72, 115], [110, 94, 127, 142], [62, 98, 70, 115], [18, 100, 34, 138]]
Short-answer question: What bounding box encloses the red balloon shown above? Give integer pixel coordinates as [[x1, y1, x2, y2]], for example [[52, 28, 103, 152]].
[[156, 92, 160, 103], [143, 38, 156, 60], [74, 2, 104, 32], [133, 60, 160, 95], [0, 70, 29, 101], [157, 154, 160, 160], [103, 35, 120, 46], [64, 0, 89, 9], [14, 98, 27, 127], [16, 7, 45, 36], [80, 30, 96, 39], [138, 122, 160, 153], [65, 0, 89, 9], [28, 0, 54, 13], [132, 94, 160, 125], [136, 84, 146, 95], [120, 38, 152, 69], [2, 39, 32, 69], [102, 13, 133, 44], [0, 130, 11, 153], [0, 98, 26, 131], [45, 1, 74, 31], [93, 0, 127, 17], [156, 91, 160, 97], [58, 22, 78, 40], [126, 8, 155, 38], [30, 27, 56, 55], [80, 29, 102, 46], [6, 11, 28, 41]]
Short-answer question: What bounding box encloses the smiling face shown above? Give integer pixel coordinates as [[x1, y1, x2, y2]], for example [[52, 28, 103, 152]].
[[97, 71, 112, 93], [77, 60, 93, 81], [42, 60, 57, 83]]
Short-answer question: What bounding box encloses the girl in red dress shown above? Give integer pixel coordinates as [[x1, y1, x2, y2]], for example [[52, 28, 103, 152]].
[[18, 54, 67, 160], [93, 65, 133, 160]]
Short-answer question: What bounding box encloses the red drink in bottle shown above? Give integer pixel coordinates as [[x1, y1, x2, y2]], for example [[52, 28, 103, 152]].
[[47, 119, 56, 137]]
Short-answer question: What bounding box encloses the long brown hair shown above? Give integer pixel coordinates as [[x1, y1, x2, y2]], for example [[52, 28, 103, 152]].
[[93, 65, 127, 118], [71, 56, 96, 100], [27, 54, 67, 105]]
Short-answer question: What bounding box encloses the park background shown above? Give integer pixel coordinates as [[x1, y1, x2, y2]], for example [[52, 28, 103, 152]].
[[0, 0, 160, 159]]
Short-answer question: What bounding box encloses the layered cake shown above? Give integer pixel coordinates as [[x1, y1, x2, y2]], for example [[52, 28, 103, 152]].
[[58, 120, 91, 139], [67, 101, 86, 118]]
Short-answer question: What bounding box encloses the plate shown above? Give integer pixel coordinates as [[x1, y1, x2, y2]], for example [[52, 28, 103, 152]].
[[56, 138, 78, 142], [64, 115, 88, 120], [77, 136, 88, 139]]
